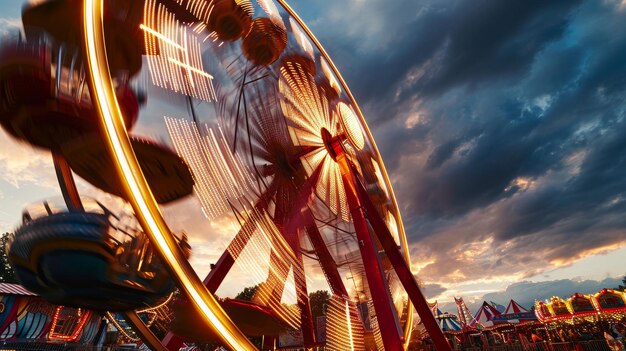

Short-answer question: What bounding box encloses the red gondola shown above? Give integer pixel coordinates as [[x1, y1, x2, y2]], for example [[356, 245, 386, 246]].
[[61, 135, 194, 204], [0, 39, 139, 151], [22, 0, 144, 76], [207, 0, 254, 41], [242, 18, 287, 66]]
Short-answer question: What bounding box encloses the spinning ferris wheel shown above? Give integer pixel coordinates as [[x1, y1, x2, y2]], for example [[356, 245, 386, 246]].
[[0, 0, 451, 350]]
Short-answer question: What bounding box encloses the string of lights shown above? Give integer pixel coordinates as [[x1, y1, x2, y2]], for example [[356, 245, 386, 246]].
[[325, 295, 365, 351], [165, 116, 259, 219], [143, 0, 216, 101]]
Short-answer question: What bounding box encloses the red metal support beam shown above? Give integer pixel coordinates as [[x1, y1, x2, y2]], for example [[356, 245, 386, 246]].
[[164, 185, 278, 349], [336, 153, 404, 351], [166, 162, 323, 349], [203, 181, 278, 292], [350, 161, 452, 351], [203, 210, 260, 293]]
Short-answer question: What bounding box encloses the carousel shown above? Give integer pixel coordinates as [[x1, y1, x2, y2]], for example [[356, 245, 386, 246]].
[[535, 289, 626, 324]]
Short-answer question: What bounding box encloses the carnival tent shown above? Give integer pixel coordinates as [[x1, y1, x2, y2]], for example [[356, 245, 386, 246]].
[[433, 307, 462, 332], [470, 301, 501, 327], [491, 300, 537, 324], [491, 301, 506, 313], [504, 299, 528, 314], [429, 301, 463, 332], [0, 282, 37, 296]]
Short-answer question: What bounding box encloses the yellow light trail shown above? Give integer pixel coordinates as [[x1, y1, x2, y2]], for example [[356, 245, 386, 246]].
[[139, 24, 185, 50], [83, 0, 255, 349], [167, 57, 214, 78], [325, 296, 364, 351], [165, 117, 258, 220], [346, 300, 354, 351], [143, 0, 216, 101]]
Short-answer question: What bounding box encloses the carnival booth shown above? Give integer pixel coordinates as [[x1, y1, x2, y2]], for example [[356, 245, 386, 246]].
[[0, 282, 105, 346], [535, 289, 626, 345], [489, 300, 541, 344], [535, 289, 626, 324]]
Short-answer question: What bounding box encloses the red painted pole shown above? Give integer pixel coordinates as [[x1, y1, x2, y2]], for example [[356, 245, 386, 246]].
[[337, 153, 405, 351], [351, 161, 452, 351], [203, 207, 262, 293], [203, 181, 278, 292]]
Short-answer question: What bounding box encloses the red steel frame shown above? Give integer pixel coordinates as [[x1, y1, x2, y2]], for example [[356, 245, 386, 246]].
[[340, 152, 451, 350], [353, 162, 451, 351], [166, 138, 452, 351]]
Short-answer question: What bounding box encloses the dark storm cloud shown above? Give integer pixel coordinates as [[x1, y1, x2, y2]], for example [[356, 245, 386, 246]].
[[295, 0, 581, 109], [397, 0, 583, 100], [292, 0, 626, 283]]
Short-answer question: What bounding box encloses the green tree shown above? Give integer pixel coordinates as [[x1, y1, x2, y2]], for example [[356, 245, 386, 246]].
[[0, 233, 17, 283], [309, 290, 330, 320], [235, 285, 259, 301]]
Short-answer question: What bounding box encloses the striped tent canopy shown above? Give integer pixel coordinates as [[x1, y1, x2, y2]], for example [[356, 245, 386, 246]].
[[469, 301, 501, 328], [438, 313, 462, 332], [0, 283, 36, 296], [433, 308, 462, 332], [490, 301, 506, 313], [0, 285, 54, 341], [504, 299, 529, 314], [492, 300, 536, 324]]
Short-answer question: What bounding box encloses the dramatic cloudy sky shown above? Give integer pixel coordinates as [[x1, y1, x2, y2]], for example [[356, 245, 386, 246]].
[[1, 0, 625, 314], [288, 0, 626, 311]]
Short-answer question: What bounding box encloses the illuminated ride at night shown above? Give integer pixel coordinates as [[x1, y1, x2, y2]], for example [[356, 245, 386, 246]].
[[0, 0, 451, 350]]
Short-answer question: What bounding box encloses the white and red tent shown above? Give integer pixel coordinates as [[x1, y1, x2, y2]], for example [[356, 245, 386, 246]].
[[504, 299, 529, 314], [491, 299, 537, 324], [469, 301, 501, 328]]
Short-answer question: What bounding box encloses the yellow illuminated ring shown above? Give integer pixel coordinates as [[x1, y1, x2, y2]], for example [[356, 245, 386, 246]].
[[82, 0, 255, 349]]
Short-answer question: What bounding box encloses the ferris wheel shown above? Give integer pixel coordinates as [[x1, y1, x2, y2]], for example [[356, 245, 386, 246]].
[[0, 0, 451, 350]]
